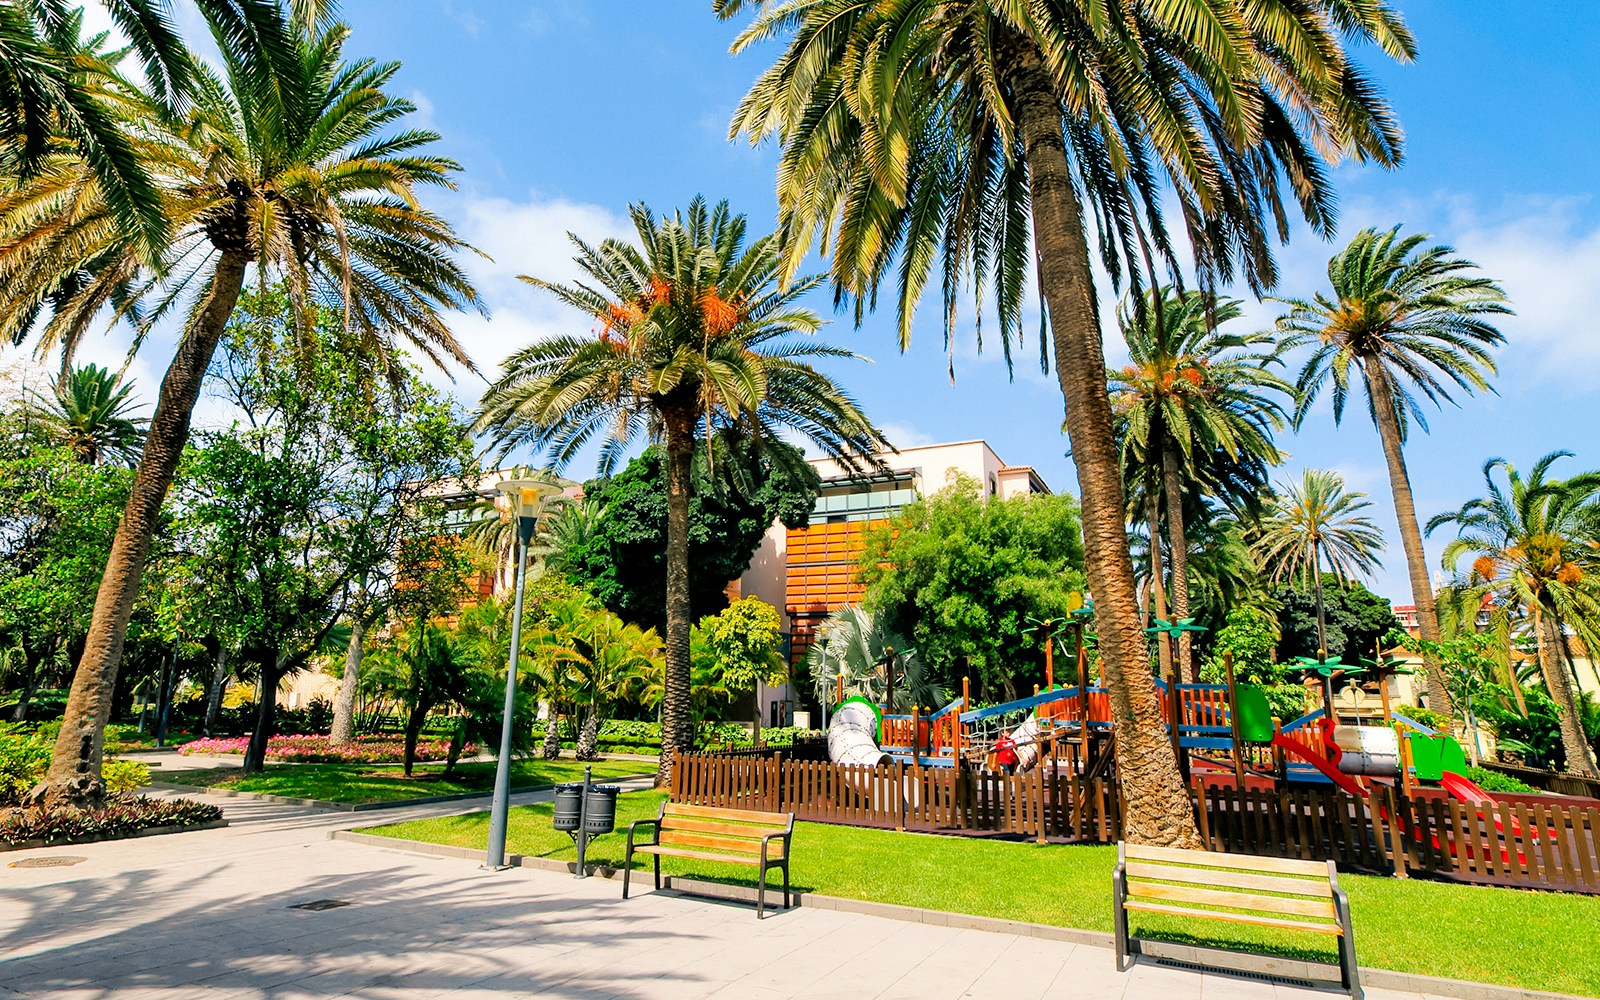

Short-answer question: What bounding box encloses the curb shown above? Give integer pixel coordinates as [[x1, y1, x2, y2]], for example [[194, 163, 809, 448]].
[[149, 773, 657, 813], [330, 830, 1593, 1000], [3, 818, 230, 853]]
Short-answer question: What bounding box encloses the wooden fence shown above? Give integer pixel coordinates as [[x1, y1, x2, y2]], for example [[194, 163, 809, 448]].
[[669, 751, 1120, 842]]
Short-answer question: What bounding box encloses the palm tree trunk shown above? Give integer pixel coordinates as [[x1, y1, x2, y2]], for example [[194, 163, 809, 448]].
[[542, 709, 562, 759], [329, 608, 367, 746], [1364, 362, 1452, 715], [1009, 45, 1200, 847], [1538, 607, 1600, 777], [1146, 492, 1173, 679], [577, 707, 599, 762], [31, 251, 251, 807], [658, 408, 697, 785], [1161, 442, 1194, 682]]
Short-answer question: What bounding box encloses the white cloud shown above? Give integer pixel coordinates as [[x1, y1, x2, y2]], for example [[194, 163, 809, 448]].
[[878, 420, 937, 451]]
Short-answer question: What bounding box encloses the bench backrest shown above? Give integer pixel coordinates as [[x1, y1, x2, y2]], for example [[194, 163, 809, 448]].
[[659, 802, 793, 858], [1120, 843, 1342, 932]]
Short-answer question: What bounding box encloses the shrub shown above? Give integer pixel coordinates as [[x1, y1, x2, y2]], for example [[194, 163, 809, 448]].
[[0, 735, 51, 806], [102, 758, 151, 793], [1464, 766, 1537, 794], [0, 795, 222, 846], [1396, 704, 1450, 731]]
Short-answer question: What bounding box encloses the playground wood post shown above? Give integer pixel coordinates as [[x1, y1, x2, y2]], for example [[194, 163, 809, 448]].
[[1044, 633, 1054, 691], [1223, 651, 1246, 788], [1076, 629, 1089, 767]]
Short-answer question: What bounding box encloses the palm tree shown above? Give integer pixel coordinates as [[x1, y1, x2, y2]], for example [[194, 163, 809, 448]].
[[45, 364, 146, 466], [806, 605, 946, 714], [535, 599, 662, 762], [1427, 453, 1600, 777], [3, 11, 481, 807], [1253, 469, 1385, 666], [1275, 227, 1511, 714], [476, 198, 889, 782], [719, 0, 1413, 846], [1112, 287, 1291, 680]]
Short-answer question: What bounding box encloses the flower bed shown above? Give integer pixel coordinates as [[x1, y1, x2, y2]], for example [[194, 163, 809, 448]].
[[177, 734, 476, 764], [1, 794, 223, 847]]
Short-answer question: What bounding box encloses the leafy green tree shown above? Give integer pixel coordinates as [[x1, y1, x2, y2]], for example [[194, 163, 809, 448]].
[[1111, 288, 1290, 680], [1272, 576, 1401, 665], [555, 440, 819, 631], [0, 446, 130, 719], [1277, 227, 1511, 715], [695, 597, 787, 737], [1427, 452, 1600, 776], [1202, 607, 1281, 686], [719, 0, 1412, 847], [476, 198, 887, 778], [3, 7, 480, 806], [859, 475, 1086, 702]]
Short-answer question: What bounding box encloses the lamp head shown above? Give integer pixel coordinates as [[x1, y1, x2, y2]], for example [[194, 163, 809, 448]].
[[495, 477, 560, 519]]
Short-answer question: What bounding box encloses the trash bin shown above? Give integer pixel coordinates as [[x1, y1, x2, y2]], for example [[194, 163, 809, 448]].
[[552, 783, 584, 832], [583, 785, 621, 834]]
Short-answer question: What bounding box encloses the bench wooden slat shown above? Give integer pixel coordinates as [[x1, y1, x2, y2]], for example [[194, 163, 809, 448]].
[[1124, 843, 1330, 877], [1126, 879, 1338, 921], [635, 844, 770, 866], [1123, 861, 1333, 898], [665, 802, 789, 827], [659, 830, 783, 857], [1122, 899, 1343, 935], [662, 816, 779, 839]]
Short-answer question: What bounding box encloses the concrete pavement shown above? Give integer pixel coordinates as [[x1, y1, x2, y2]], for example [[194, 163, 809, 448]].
[[2, 782, 1468, 999]]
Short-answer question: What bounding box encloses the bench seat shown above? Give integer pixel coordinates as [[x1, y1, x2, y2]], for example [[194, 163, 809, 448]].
[[623, 801, 794, 918]]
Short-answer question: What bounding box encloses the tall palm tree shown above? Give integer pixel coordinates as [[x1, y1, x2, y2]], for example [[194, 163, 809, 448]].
[[3, 11, 481, 807], [1427, 453, 1600, 777], [1253, 469, 1385, 665], [45, 364, 146, 466], [1276, 227, 1511, 714], [719, 0, 1413, 846], [1112, 287, 1291, 680], [476, 198, 889, 781]]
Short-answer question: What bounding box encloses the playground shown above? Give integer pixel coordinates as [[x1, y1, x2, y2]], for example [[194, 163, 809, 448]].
[[676, 638, 1600, 896]]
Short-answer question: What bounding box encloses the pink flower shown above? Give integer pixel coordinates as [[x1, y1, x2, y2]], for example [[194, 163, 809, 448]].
[[177, 734, 477, 764]]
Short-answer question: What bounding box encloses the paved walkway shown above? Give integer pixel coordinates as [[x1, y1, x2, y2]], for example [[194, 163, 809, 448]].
[[3, 784, 1457, 999]]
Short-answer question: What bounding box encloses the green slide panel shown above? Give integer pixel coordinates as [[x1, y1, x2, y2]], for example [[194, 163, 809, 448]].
[[1438, 735, 1469, 777], [1233, 684, 1274, 744], [1409, 732, 1443, 782]]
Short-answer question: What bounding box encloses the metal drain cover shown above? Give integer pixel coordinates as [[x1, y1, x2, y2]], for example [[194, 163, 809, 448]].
[[288, 899, 353, 911], [9, 856, 87, 868]]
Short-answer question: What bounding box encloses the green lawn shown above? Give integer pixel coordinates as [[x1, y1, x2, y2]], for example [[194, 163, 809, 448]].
[[161, 758, 655, 804], [361, 790, 1600, 997]]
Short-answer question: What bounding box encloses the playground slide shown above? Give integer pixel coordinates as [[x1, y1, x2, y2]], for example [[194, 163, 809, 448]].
[[827, 697, 891, 767], [1437, 770, 1496, 807], [1270, 733, 1369, 798]]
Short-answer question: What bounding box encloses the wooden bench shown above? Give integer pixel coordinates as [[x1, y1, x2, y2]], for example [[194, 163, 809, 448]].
[[1114, 843, 1360, 998], [623, 801, 794, 918]]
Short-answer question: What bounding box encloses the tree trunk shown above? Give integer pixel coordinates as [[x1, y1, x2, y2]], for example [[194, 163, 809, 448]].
[[658, 408, 697, 785], [1161, 442, 1194, 682], [242, 662, 282, 774], [402, 699, 430, 777], [329, 611, 367, 745], [541, 709, 562, 759], [1009, 46, 1200, 847], [9, 648, 40, 722], [576, 707, 599, 762], [203, 644, 230, 736], [1364, 362, 1452, 715], [1146, 492, 1173, 679], [31, 251, 251, 807], [1538, 608, 1600, 777]]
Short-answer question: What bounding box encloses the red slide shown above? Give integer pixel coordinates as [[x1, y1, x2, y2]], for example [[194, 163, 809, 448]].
[[1438, 770, 1525, 839], [1270, 733, 1368, 798]]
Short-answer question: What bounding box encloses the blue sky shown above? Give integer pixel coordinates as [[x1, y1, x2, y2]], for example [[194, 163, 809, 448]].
[[8, 2, 1600, 606]]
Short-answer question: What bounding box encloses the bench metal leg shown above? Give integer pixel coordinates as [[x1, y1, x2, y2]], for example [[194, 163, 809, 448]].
[[1335, 891, 1361, 999], [653, 852, 661, 891], [757, 864, 768, 919], [622, 842, 634, 899], [1112, 866, 1130, 972], [782, 862, 791, 909]]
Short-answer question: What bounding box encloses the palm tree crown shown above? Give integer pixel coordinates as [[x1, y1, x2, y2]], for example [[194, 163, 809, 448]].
[[1427, 452, 1600, 776], [1253, 469, 1384, 589], [476, 196, 890, 780], [47, 363, 147, 466]]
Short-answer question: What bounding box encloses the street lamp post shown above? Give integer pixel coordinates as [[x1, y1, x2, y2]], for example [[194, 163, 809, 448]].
[[485, 477, 559, 870]]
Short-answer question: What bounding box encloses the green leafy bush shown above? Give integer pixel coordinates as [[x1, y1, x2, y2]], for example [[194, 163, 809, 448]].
[[1396, 704, 1450, 731], [1463, 767, 1537, 794], [0, 734, 51, 806], [0, 795, 222, 846], [102, 758, 151, 793]]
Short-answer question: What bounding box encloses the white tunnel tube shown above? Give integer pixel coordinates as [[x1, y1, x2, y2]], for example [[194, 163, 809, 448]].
[[1007, 716, 1043, 773], [828, 700, 892, 767], [1333, 724, 1400, 777]]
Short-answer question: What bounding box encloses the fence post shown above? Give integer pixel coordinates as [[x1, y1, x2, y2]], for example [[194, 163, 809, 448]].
[[1193, 777, 1212, 850], [1381, 787, 1408, 878], [895, 760, 905, 831], [773, 751, 784, 813]]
